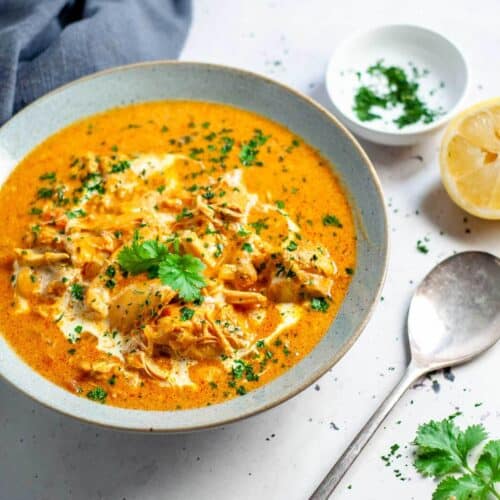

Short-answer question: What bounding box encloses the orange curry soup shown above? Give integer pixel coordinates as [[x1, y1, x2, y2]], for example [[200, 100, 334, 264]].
[[0, 101, 355, 410]]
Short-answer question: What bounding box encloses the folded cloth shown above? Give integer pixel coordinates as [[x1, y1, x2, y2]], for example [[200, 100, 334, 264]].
[[0, 0, 192, 124]]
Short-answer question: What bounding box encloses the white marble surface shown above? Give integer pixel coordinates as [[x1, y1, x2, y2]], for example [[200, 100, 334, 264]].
[[1, 1, 499, 499]]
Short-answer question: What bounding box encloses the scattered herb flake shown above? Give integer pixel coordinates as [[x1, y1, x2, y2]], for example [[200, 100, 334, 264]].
[[311, 297, 329, 312], [323, 214, 343, 228], [86, 386, 107, 403]]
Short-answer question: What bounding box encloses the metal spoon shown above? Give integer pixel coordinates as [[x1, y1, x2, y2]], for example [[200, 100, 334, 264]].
[[311, 251, 500, 499]]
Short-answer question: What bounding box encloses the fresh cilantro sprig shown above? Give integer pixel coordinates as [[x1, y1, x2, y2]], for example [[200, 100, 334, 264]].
[[117, 234, 206, 302], [157, 253, 206, 302], [413, 417, 500, 499], [117, 236, 168, 275]]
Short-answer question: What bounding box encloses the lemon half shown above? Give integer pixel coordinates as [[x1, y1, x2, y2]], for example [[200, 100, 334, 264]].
[[440, 98, 500, 219]]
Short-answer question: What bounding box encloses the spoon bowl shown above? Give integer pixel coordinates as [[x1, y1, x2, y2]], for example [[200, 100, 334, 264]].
[[408, 251, 500, 370], [312, 251, 500, 499]]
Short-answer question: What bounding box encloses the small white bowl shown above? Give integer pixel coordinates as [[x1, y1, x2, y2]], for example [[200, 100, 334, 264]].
[[326, 24, 468, 146]]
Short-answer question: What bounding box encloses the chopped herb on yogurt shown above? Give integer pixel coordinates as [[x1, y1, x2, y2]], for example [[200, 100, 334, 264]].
[[353, 60, 442, 128]]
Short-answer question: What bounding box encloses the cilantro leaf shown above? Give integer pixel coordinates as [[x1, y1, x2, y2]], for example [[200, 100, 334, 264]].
[[432, 475, 486, 500], [414, 449, 462, 477], [118, 237, 206, 301], [414, 419, 462, 461], [457, 425, 488, 460], [158, 253, 206, 302], [476, 440, 500, 484], [118, 238, 168, 275]]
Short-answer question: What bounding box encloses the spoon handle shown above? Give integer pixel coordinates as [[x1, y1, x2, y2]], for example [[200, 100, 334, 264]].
[[310, 362, 425, 500]]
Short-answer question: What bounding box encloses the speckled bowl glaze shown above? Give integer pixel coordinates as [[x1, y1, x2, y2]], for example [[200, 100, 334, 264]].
[[0, 62, 388, 432]]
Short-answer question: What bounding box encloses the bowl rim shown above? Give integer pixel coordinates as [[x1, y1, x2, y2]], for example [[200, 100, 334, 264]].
[[0, 60, 389, 432], [325, 23, 469, 138]]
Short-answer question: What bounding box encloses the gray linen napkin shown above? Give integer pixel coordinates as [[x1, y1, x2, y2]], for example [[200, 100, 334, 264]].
[[0, 0, 192, 124]]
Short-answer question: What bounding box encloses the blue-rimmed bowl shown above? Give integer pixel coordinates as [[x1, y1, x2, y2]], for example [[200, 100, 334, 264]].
[[0, 62, 388, 431]]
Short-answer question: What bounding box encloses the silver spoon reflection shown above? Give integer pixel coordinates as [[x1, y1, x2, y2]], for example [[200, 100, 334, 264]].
[[311, 251, 500, 499]]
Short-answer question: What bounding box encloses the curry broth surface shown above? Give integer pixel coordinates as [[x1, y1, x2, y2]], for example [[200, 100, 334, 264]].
[[0, 101, 355, 410]]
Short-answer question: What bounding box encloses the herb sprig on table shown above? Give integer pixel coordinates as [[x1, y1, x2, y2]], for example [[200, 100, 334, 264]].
[[117, 233, 206, 302], [413, 417, 500, 499]]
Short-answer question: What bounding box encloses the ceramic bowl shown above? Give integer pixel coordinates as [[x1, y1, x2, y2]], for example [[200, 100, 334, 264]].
[[326, 24, 468, 146], [0, 62, 388, 431]]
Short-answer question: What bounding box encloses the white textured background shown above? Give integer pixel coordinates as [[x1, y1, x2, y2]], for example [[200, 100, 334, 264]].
[[1, 1, 499, 499]]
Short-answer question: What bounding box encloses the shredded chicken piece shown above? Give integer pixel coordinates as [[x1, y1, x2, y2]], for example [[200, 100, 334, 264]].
[[85, 285, 110, 319], [14, 248, 70, 266], [109, 280, 175, 332], [219, 257, 258, 288], [80, 360, 119, 375], [15, 267, 39, 298], [221, 288, 267, 305]]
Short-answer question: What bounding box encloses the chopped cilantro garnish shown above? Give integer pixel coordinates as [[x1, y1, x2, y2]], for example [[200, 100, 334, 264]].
[[37, 187, 53, 199], [237, 227, 251, 237], [83, 172, 105, 195], [239, 129, 269, 166], [70, 283, 84, 301], [86, 386, 107, 403], [286, 241, 298, 252], [189, 147, 204, 159], [249, 219, 269, 235], [202, 190, 215, 200], [311, 297, 329, 312], [322, 214, 343, 228], [241, 242, 253, 253], [354, 61, 440, 128], [180, 306, 195, 321], [220, 136, 234, 154], [176, 207, 194, 221], [104, 279, 116, 289], [39, 172, 56, 182], [232, 359, 259, 382], [66, 209, 86, 219], [417, 240, 429, 254], [105, 266, 116, 278], [110, 160, 130, 173]]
